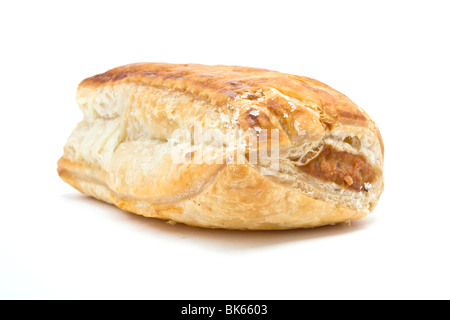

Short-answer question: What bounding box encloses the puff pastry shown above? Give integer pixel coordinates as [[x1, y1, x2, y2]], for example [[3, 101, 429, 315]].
[[58, 63, 384, 229]]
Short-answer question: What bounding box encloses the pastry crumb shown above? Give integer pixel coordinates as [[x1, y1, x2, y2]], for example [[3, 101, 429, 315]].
[[344, 175, 354, 186]]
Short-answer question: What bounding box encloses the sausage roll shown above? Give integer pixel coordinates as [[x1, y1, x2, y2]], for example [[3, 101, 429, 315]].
[[58, 63, 384, 229]]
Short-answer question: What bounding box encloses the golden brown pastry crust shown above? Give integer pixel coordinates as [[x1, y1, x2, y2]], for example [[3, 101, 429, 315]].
[[58, 63, 384, 229]]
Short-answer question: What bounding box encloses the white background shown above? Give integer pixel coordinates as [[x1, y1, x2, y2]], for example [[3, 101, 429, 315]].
[[1, 0, 449, 300]]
